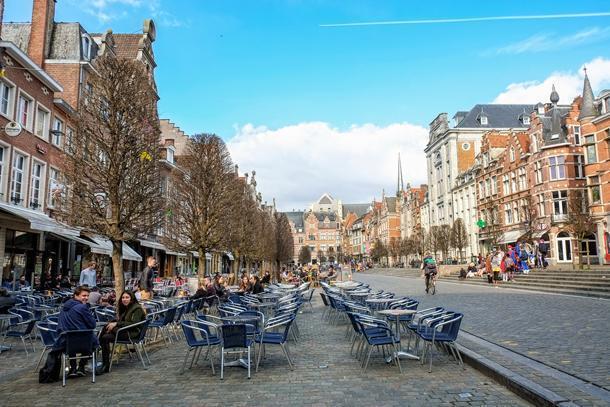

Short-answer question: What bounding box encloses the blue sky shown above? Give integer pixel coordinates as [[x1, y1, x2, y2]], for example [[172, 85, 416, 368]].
[[4, 1, 610, 210]]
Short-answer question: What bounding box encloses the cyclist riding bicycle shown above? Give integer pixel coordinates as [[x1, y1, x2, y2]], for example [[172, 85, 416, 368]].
[[421, 252, 438, 294]]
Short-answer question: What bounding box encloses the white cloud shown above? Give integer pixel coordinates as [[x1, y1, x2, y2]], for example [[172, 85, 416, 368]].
[[493, 57, 610, 104], [70, 0, 185, 27], [226, 122, 428, 212], [495, 27, 610, 55]]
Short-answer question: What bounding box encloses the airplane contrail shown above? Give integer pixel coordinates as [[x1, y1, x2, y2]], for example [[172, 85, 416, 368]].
[[320, 11, 610, 27]]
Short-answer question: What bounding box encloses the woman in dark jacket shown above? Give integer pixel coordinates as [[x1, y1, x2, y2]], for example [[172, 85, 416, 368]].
[[99, 290, 146, 372]]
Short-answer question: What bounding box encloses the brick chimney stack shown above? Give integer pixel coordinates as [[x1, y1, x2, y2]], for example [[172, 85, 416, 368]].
[[28, 0, 56, 67]]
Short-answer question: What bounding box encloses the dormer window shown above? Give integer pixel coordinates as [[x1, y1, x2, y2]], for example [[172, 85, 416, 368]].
[[509, 147, 516, 162], [537, 103, 545, 115], [479, 115, 488, 125], [82, 34, 92, 60], [523, 116, 530, 125], [166, 146, 175, 164]]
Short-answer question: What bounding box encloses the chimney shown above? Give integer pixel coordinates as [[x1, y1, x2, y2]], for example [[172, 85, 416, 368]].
[[28, 0, 56, 67]]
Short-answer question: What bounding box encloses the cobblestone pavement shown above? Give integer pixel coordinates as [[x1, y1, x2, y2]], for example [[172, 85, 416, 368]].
[[0, 294, 527, 406], [354, 270, 610, 392]]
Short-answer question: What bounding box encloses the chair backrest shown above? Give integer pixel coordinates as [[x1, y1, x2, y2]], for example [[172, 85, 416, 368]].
[[319, 292, 329, 306], [163, 307, 178, 325], [181, 320, 202, 347], [221, 324, 248, 349], [37, 322, 58, 346], [63, 330, 96, 355]]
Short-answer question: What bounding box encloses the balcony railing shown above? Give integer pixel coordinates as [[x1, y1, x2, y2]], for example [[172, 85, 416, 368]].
[[552, 213, 568, 223]]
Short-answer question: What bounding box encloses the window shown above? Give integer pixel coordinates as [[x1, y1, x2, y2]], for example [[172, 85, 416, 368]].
[[523, 116, 530, 125], [537, 194, 545, 217], [491, 176, 497, 195], [82, 35, 91, 60], [48, 167, 61, 207], [518, 168, 527, 190], [549, 156, 565, 180], [552, 190, 568, 215], [478, 181, 484, 197], [513, 202, 520, 223], [573, 126, 581, 145], [534, 161, 543, 184], [0, 80, 14, 117], [17, 93, 33, 129], [51, 117, 64, 146], [509, 147, 516, 162], [485, 178, 491, 197], [0, 146, 5, 198], [166, 147, 175, 164], [503, 175, 510, 194], [480, 115, 488, 125], [30, 161, 44, 210], [35, 106, 50, 139], [504, 204, 513, 224], [531, 134, 538, 153], [589, 176, 601, 204], [510, 172, 517, 193], [574, 155, 585, 178], [584, 135, 597, 163], [10, 153, 27, 205]]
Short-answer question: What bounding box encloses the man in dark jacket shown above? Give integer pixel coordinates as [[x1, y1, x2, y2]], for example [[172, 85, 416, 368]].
[[54, 286, 98, 376], [140, 256, 157, 298]]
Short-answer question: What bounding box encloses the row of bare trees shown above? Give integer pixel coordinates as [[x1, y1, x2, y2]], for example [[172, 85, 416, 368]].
[[61, 55, 293, 293]]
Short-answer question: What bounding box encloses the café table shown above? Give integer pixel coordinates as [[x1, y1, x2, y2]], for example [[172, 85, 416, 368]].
[[365, 298, 395, 311], [377, 309, 419, 361], [277, 283, 296, 290]]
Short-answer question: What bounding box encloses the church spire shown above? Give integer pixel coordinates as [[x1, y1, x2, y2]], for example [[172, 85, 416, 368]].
[[578, 67, 597, 121], [396, 152, 404, 196]]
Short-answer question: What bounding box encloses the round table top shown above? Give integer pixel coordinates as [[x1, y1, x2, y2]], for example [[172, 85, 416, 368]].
[[377, 309, 417, 316], [335, 282, 360, 288], [222, 315, 260, 324], [365, 298, 395, 303], [248, 302, 275, 308], [277, 284, 296, 289], [349, 292, 370, 297]]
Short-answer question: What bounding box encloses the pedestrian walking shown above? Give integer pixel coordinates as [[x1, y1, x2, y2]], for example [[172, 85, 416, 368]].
[[79, 261, 97, 287], [537, 239, 549, 269], [139, 256, 157, 300]]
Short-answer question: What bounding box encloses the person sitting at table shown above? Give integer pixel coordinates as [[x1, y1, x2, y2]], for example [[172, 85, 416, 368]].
[[261, 271, 271, 285], [192, 277, 217, 304], [17, 275, 30, 290], [100, 290, 116, 307], [250, 275, 264, 294], [53, 286, 99, 377], [0, 288, 16, 313], [88, 286, 102, 305], [238, 275, 251, 294], [213, 275, 228, 300], [99, 290, 146, 373]]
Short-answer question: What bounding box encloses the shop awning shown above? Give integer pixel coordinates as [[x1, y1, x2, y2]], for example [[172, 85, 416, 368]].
[[138, 239, 167, 251], [0, 202, 80, 236], [86, 236, 142, 262], [190, 251, 212, 259], [190, 251, 199, 258], [166, 250, 187, 256], [498, 229, 526, 245], [49, 232, 100, 247], [532, 229, 549, 239]]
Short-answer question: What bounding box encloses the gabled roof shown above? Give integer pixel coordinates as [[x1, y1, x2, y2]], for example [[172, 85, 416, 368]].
[[384, 197, 397, 213], [342, 203, 370, 218], [112, 34, 142, 59], [283, 211, 304, 229], [317, 193, 334, 205], [540, 106, 571, 145], [455, 104, 535, 129]]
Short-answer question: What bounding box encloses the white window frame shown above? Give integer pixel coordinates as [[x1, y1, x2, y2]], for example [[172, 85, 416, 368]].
[[51, 117, 64, 147], [510, 171, 517, 193], [549, 156, 565, 180], [166, 146, 175, 164], [491, 176, 497, 195], [509, 147, 516, 162], [537, 194, 545, 217], [523, 116, 530, 125], [503, 175, 510, 195], [504, 203, 513, 224], [584, 134, 597, 164], [573, 125, 581, 145], [575, 155, 585, 179], [48, 167, 61, 208], [480, 116, 488, 125], [10, 149, 29, 207], [552, 190, 568, 215], [82, 34, 92, 60], [17, 90, 34, 131], [29, 160, 45, 210], [35, 103, 51, 141], [0, 78, 16, 119], [589, 176, 601, 204], [0, 142, 7, 201]]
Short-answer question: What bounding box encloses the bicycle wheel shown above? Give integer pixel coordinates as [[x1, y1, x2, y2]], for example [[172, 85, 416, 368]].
[[430, 279, 436, 295]]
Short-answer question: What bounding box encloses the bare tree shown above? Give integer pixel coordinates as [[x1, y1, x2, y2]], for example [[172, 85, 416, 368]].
[[388, 238, 401, 266], [566, 190, 596, 269], [274, 212, 294, 279], [167, 134, 236, 284], [370, 239, 388, 264], [450, 218, 469, 263], [298, 246, 311, 265], [427, 226, 441, 259], [63, 54, 163, 294], [435, 225, 451, 262]]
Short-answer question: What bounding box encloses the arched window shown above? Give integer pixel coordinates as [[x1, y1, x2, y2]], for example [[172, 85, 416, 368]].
[[581, 233, 598, 257]]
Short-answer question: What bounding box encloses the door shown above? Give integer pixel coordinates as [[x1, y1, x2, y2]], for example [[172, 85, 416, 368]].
[[556, 232, 572, 263]]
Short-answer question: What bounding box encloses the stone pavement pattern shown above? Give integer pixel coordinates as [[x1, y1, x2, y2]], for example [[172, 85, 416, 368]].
[[0, 295, 527, 406], [355, 270, 610, 392]]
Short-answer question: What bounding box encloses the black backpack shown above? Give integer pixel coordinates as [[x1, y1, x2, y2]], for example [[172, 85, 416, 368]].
[[39, 351, 61, 383]]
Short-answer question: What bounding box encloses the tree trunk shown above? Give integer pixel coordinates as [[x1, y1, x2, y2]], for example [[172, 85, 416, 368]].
[[198, 248, 207, 286], [111, 239, 124, 295]]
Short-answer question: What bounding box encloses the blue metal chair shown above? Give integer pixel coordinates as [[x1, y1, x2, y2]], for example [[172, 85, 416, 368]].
[[355, 317, 402, 373], [220, 324, 253, 380], [59, 329, 98, 387], [35, 322, 58, 370], [3, 318, 37, 355], [417, 312, 464, 372], [148, 307, 177, 345], [109, 319, 151, 372], [255, 316, 294, 372], [181, 319, 221, 374]]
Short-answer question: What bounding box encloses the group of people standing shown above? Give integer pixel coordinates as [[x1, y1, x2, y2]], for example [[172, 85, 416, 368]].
[[482, 238, 550, 285]]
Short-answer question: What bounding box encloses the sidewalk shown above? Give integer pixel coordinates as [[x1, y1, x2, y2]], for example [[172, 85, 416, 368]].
[[0, 295, 527, 406]]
